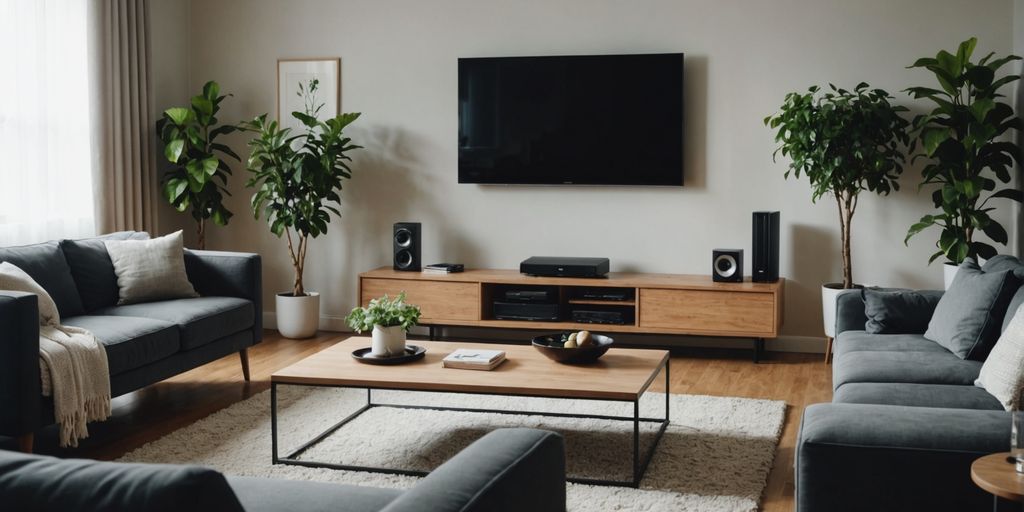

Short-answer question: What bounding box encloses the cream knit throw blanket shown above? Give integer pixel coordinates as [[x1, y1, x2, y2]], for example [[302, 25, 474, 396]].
[[0, 262, 111, 447]]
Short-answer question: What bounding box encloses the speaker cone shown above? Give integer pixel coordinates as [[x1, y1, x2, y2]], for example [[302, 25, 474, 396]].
[[395, 249, 414, 269], [394, 228, 413, 247], [714, 254, 737, 278]]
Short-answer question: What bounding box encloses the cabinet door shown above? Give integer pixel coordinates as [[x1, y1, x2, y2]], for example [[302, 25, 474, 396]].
[[361, 278, 479, 322], [639, 288, 776, 336]]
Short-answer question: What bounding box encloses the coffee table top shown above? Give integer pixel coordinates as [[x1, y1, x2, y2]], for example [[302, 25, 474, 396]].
[[972, 452, 1024, 503], [271, 337, 670, 401]]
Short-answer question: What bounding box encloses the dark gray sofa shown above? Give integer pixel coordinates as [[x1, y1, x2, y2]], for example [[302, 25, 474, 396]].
[[0, 428, 566, 512], [795, 261, 1024, 511], [0, 232, 262, 451]]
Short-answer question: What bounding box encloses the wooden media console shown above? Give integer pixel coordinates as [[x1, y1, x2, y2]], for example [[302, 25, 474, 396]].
[[358, 267, 785, 361]]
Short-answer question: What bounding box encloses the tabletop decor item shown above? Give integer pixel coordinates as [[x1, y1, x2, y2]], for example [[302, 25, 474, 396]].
[[765, 82, 910, 338], [442, 348, 506, 370], [351, 345, 427, 365], [903, 37, 1022, 284], [346, 292, 422, 357], [238, 77, 362, 339], [532, 331, 613, 364]]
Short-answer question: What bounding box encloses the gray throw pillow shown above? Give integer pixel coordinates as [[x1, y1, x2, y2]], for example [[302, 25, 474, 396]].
[[862, 288, 942, 334], [104, 231, 198, 305], [60, 231, 150, 311], [924, 258, 1019, 360]]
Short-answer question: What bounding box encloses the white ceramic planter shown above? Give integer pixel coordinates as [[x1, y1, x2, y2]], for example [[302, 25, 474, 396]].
[[371, 325, 407, 356], [276, 292, 320, 339], [944, 263, 960, 290], [821, 283, 845, 338]]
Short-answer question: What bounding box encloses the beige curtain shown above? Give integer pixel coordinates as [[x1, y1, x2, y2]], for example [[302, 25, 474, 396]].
[[88, 0, 158, 235]]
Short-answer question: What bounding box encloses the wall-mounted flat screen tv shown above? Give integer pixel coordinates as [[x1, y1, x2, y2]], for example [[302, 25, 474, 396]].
[[458, 53, 684, 186]]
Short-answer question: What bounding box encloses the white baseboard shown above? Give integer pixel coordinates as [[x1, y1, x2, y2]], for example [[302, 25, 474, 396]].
[[262, 312, 827, 354]]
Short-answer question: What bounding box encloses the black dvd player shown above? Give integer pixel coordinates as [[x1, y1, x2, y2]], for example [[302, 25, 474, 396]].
[[520, 256, 610, 278], [571, 309, 628, 325], [493, 301, 560, 321]]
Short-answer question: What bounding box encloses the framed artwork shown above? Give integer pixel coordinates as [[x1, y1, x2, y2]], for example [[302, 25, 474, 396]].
[[277, 58, 340, 133]]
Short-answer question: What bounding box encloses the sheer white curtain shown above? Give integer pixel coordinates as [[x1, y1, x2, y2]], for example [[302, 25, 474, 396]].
[[0, 0, 96, 246]]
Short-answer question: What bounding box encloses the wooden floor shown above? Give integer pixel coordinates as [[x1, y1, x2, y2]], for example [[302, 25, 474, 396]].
[[42, 330, 832, 512]]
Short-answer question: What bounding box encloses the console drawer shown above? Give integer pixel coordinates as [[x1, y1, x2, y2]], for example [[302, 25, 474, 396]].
[[360, 278, 479, 322], [638, 288, 775, 335]]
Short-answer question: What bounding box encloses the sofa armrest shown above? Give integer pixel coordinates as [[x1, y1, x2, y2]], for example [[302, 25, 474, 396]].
[[380, 428, 566, 512], [834, 289, 867, 336], [0, 291, 41, 437], [797, 403, 1008, 512], [184, 250, 262, 343]]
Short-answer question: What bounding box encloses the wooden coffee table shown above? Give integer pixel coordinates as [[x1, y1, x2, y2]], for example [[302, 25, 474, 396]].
[[270, 336, 670, 487], [972, 452, 1024, 510]]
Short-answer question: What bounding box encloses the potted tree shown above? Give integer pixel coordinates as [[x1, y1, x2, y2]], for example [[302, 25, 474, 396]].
[[239, 79, 362, 338], [903, 37, 1022, 287], [765, 83, 910, 337], [346, 292, 422, 356], [156, 81, 238, 249]]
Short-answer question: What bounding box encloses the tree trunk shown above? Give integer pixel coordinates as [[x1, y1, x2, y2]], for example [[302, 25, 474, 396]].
[[836, 191, 856, 289], [286, 229, 307, 297], [196, 218, 206, 250]]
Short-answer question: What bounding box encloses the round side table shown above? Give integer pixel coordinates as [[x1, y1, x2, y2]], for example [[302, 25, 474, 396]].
[[972, 452, 1024, 511]]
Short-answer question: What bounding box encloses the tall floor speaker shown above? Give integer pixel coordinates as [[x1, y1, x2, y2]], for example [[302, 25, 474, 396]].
[[752, 211, 779, 282], [393, 222, 421, 271]]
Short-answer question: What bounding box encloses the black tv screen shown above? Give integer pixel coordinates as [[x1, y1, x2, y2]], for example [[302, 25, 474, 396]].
[[458, 53, 684, 186]]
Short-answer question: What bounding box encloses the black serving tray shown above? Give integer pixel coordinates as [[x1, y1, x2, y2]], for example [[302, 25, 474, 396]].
[[351, 345, 426, 365]]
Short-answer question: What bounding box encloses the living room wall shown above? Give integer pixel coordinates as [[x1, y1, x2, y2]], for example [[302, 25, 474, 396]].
[[151, 0, 1018, 347]]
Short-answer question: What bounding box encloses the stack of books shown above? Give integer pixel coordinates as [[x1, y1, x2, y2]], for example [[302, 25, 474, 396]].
[[442, 349, 506, 371], [423, 263, 464, 275]]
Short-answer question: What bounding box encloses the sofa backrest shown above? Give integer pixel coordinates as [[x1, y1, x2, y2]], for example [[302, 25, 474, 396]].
[[982, 255, 1024, 333], [0, 449, 243, 512], [60, 231, 149, 312], [0, 241, 84, 319]]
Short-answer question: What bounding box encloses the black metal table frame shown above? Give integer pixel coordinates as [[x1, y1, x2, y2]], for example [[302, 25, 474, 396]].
[[270, 359, 670, 488]]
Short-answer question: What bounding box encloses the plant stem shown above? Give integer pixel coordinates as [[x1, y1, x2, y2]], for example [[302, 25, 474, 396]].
[[836, 191, 856, 289], [197, 218, 206, 250]]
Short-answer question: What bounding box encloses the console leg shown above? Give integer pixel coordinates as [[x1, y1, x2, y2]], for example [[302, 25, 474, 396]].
[[753, 338, 764, 363], [428, 326, 435, 341], [239, 349, 251, 382], [16, 432, 33, 453]]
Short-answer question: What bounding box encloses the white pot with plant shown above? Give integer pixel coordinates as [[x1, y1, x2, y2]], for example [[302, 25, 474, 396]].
[[765, 82, 911, 339], [239, 79, 363, 339], [346, 292, 422, 356], [904, 38, 1022, 289]]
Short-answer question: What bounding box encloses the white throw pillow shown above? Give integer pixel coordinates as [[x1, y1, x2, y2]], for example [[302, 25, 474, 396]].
[[976, 304, 1024, 410], [104, 230, 198, 305], [0, 261, 61, 325]]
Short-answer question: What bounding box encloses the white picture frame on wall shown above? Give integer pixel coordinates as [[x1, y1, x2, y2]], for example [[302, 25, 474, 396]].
[[277, 58, 340, 133]]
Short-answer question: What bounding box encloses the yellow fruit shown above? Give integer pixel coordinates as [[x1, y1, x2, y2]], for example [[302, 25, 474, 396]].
[[577, 330, 592, 347], [567, 332, 578, 343], [564, 339, 578, 348]]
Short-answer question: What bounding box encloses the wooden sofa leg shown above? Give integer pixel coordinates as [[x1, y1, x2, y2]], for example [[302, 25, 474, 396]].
[[16, 432, 33, 453], [239, 349, 251, 382], [824, 336, 833, 364]]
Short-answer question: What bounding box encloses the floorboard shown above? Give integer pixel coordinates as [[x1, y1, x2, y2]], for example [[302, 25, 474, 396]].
[[38, 330, 831, 512]]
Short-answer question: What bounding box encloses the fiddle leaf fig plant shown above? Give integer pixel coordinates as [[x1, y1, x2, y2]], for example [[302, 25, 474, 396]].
[[238, 79, 362, 297], [904, 37, 1023, 265], [346, 292, 422, 333], [765, 83, 910, 288], [156, 80, 239, 249]]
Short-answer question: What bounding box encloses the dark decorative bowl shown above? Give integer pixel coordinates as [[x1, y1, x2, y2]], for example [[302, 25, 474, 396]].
[[531, 332, 613, 364]]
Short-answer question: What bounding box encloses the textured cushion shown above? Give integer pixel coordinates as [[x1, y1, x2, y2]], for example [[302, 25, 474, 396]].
[[95, 297, 254, 350], [63, 315, 180, 375], [834, 382, 1003, 410], [862, 288, 941, 334], [976, 304, 1024, 410], [228, 476, 400, 512], [104, 231, 198, 305], [61, 231, 150, 312], [0, 450, 243, 512], [833, 350, 982, 391], [0, 262, 61, 324], [834, 331, 948, 357], [0, 240, 84, 318], [924, 258, 1018, 360]]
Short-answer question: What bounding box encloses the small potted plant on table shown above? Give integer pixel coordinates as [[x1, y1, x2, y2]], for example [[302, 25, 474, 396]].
[[346, 292, 422, 357]]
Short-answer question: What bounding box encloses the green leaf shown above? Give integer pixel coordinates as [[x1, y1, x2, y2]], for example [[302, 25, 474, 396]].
[[164, 107, 193, 126], [191, 96, 213, 116], [201, 157, 219, 176], [164, 139, 185, 163], [982, 221, 1008, 244], [163, 178, 188, 203], [922, 127, 951, 156], [989, 189, 1024, 202], [956, 37, 977, 66], [202, 81, 220, 101], [971, 98, 995, 122]]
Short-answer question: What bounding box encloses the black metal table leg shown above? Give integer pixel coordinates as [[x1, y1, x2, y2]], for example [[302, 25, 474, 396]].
[[271, 382, 279, 464], [753, 337, 765, 363], [633, 399, 641, 486]]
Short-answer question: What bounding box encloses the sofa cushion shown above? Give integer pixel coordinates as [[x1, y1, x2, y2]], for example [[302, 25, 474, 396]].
[[925, 258, 1018, 360], [834, 331, 949, 357], [63, 315, 180, 375], [60, 231, 149, 312], [833, 350, 983, 391], [94, 297, 254, 350], [227, 476, 400, 512], [862, 288, 941, 334], [0, 241, 84, 318], [834, 382, 1003, 410], [0, 450, 243, 512]]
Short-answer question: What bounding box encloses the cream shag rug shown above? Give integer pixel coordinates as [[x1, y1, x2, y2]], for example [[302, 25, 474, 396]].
[[118, 387, 786, 512]]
